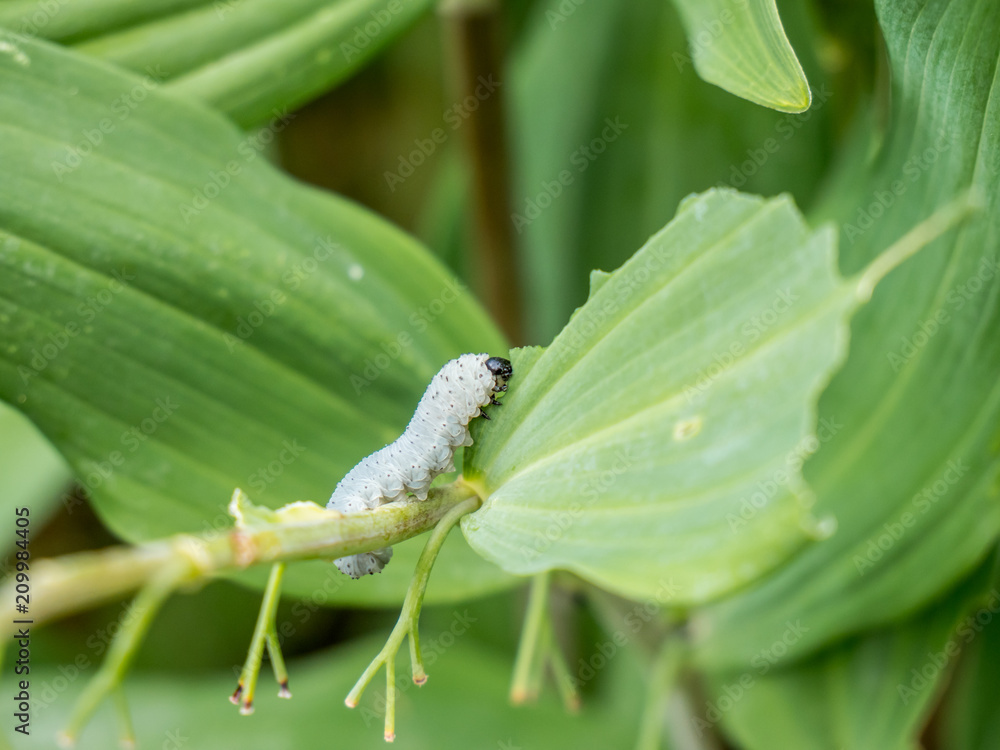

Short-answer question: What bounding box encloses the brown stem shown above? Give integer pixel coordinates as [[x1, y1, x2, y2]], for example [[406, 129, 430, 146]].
[[440, 0, 524, 344]]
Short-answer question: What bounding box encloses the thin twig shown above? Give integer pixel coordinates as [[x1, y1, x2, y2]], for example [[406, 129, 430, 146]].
[[58, 561, 189, 746], [634, 637, 684, 750], [510, 571, 551, 703], [231, 562, 287, 714]]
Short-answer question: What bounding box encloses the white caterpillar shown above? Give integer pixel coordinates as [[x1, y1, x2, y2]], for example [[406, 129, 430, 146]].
[[327, 353, 512, 578]]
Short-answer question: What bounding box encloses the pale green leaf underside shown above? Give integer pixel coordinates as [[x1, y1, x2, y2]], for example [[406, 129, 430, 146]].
[[690, 0, 1000, 671], [0, 33, 512, 604], [671, 0, 811, 113], [463, 189, 855, 603]]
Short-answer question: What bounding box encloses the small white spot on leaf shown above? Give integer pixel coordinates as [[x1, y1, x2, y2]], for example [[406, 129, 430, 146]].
[[673, 415, 703, 441], [0, 41, 30, 67]]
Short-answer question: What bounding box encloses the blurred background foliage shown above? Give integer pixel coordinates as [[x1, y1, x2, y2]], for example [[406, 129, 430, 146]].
[[1, 0, 998, 748]]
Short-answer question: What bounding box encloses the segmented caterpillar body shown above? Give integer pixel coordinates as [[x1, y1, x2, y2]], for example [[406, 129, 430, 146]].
[[327, 353, 512, 578]]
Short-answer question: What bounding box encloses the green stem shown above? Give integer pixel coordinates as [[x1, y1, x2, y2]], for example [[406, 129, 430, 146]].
[[548, 626, 581, 713], [634, 637, 685, 750], [344, 496, 481, 741], [509, 571, 551, 704], [1, 482, 479, 635], [527, 620, 552, 703], [113, 687, 136, 749], [266, 630, 291, 699], [59, 562, 187, 746], [854, 188, 979, 301], [408, 621, 426, 686], [232, 563, 285, 714]]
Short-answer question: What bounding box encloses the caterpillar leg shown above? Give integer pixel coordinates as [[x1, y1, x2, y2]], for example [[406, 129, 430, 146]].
[[335, 547, 393, 578]]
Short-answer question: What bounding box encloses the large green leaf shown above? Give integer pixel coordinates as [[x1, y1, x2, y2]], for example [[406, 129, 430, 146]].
[[0, 0, 434, 127], [463, 189, 880, 604], [670, 0, 811, 112], [508, 0, 831, 343], [0, 401, 72, 551], [15, 635, 643, 748], [690, 0, 1000, 671], [708, 558, 996, 750], [0, 32, 513, 604], [0, 0, 208, 42]]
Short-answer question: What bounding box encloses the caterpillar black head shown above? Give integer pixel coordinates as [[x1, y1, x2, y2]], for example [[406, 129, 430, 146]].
[[486, 356, 513, 391]]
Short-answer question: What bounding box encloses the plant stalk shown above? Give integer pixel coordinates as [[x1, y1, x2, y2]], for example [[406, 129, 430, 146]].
[[0, 482, 479, 635], [440, 0, 524, 344]]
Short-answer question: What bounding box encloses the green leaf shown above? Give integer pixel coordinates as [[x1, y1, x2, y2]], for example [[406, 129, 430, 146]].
[[0, 33, 512, 604], [670, 0, 811, 112], [690, 0, 1000, 671], [1, 0, 435, 127], [0, 401, 72, 550], [508, 0, 832, 343], [0, 0, 208, 43], [18, 635, 643, 748], [164, 0, 435, 128], [464, 189, 870, 604], [708, 559, 996, 750]]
